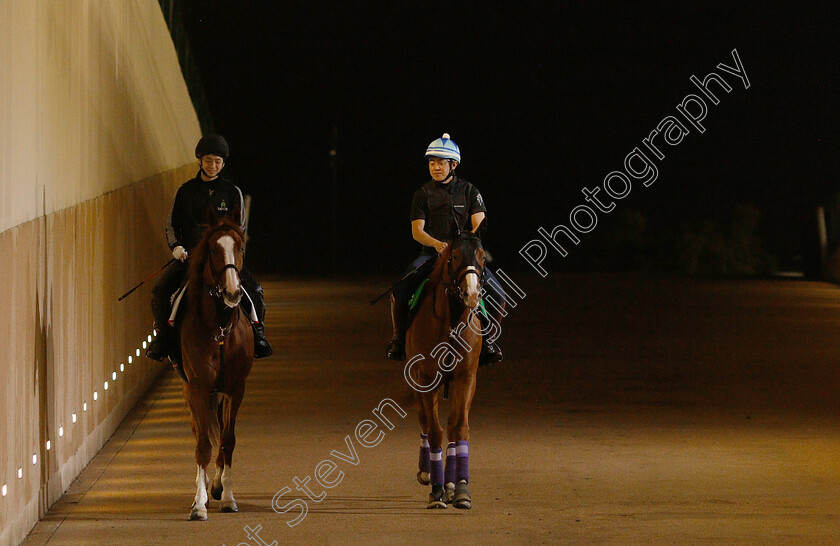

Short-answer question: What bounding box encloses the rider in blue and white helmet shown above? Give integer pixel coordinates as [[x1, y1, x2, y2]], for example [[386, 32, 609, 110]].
[[424, 133, 462, 164], [385, 133, 506, 365]]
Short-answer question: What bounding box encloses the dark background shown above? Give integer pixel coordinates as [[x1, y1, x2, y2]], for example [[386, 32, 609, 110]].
[[179, 1, 837, 277]]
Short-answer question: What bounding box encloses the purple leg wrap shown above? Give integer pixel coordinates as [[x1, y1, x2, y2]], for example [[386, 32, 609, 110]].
[[430, 447, 444, 485], [445, 442, 457, 485], [419, 433, 430, 474], [456, 441, 469, 484]]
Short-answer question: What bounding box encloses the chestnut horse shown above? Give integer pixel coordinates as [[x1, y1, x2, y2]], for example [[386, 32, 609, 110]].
[[181, 215, 254, 521], [404, 231, 486, 509]]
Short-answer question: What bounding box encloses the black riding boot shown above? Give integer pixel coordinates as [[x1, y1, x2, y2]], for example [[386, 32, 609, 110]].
[[386, 294, 408, 360], [478, 310, 503, 366], [251, 286, 273, 359], [145, 295, 172, 361]]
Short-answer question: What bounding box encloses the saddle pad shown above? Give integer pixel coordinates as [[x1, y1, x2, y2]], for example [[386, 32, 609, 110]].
[[406, 278, 488, 331], [409, 278, 429, 311]]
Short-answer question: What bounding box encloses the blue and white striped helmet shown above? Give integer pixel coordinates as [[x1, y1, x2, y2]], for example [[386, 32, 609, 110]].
[[425, 133, 461, 164]]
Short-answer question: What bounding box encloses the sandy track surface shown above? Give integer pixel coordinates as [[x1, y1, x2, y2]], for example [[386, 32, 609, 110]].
[[24, 275, 840, 545]]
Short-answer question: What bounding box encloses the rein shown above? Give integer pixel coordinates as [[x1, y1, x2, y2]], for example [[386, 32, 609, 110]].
[[444, 252, 484, 301]]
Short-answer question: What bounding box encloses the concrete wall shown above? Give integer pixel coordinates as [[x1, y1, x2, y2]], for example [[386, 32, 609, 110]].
[[0, 1, 201, 543]]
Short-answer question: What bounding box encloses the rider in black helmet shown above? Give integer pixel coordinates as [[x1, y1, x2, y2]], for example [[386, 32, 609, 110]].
[[145, 133, 273, 361]]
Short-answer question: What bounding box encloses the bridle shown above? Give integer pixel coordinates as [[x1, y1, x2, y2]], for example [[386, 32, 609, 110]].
[[444, 237, 485, 302], [205, 229, 244, 342]]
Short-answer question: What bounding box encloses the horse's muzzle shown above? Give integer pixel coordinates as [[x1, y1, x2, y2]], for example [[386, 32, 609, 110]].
[[223, 287, 242, 308]]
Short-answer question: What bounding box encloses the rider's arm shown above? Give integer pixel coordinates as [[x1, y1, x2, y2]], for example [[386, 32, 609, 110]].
[[166, 187, 184, 250], [470, 212, 485, 232], [412, 219, 447, 254]]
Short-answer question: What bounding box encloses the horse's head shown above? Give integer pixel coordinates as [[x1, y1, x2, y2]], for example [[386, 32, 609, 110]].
[[202, 220, 246, 309], [444, 231, 486, 309]]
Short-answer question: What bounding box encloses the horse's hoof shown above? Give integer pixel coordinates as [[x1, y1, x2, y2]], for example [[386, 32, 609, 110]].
[[417, 471, 430, 485], [444, 482, 455, 503], [210, 483, 223, 501], [453, 482, 471, 510], [219, 500, 239, 513], [427, 484, 447, 509], [189, 508, 208, 521]]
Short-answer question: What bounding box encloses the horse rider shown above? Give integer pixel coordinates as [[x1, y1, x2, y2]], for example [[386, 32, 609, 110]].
[[145, 133, 273, 361], [386, 133, 505, 365]]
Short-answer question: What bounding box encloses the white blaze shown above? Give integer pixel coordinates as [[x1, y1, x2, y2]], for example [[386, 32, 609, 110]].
[[216, 235, 241, 306], [464, 266, 480, 308]]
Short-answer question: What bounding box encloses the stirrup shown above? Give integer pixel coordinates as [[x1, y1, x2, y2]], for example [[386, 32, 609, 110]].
[[386, 338, 405, 361], [254, 338, 273, 359], [145, 336, 169, 362], [479, 339, 502, 366]]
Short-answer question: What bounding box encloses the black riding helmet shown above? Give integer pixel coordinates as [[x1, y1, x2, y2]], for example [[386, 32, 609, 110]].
[[195, 133, 230, 160]]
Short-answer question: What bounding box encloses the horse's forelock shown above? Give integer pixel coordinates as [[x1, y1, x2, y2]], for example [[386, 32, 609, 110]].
[[187, 219, 244, 289]]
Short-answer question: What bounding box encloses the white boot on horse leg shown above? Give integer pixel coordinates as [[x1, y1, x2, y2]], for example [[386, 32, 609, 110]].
[[218, 464, 238, 513], [211, 464, 223, 500], [190, 465, 209, 521]]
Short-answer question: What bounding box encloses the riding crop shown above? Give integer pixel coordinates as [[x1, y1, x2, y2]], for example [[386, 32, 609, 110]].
[[117, 258, 177, 302]]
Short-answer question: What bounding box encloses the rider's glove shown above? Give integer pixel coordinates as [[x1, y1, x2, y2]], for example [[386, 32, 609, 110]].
[[173, 246, 188, 262]]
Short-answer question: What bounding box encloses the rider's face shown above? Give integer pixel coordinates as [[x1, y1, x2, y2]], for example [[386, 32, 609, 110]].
[[200, 155, 225, 180], [428, 157, 456, 182]]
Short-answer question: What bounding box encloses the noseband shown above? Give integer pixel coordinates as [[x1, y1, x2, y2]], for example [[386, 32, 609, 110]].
[[208, 262, 241, 299], [445, 247, 484, 301]]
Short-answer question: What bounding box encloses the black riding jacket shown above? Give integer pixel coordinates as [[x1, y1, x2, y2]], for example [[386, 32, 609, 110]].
[[409, 174, 486, 252], [165, 172, 246, 252]]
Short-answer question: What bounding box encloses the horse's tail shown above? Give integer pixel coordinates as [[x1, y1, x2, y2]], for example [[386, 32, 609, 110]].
[[208, 392, 221, 449]]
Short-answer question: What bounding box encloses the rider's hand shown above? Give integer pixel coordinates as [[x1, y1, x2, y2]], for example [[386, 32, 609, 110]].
[[173, 246, 189, 262], [434, 241, 448, 254]]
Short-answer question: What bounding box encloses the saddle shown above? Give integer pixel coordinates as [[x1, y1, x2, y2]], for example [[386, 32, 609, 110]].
[[166, 281, 259, 383]]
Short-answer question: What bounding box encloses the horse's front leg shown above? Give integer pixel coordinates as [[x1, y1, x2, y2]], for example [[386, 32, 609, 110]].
[[216, 389, 244, 513], [415, 389, 431, 486], [186, 381, 213, 520], [211, 398, 226, 502], [191, 465, 210, 521], [445, 358, 478, 510], [418, 389, 446, 509]]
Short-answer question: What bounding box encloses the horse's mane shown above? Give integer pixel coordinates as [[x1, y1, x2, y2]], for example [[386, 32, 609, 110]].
[[187, 218, 245, 292], [428, 232, 482, 285], [428, 247, 450, 285]]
